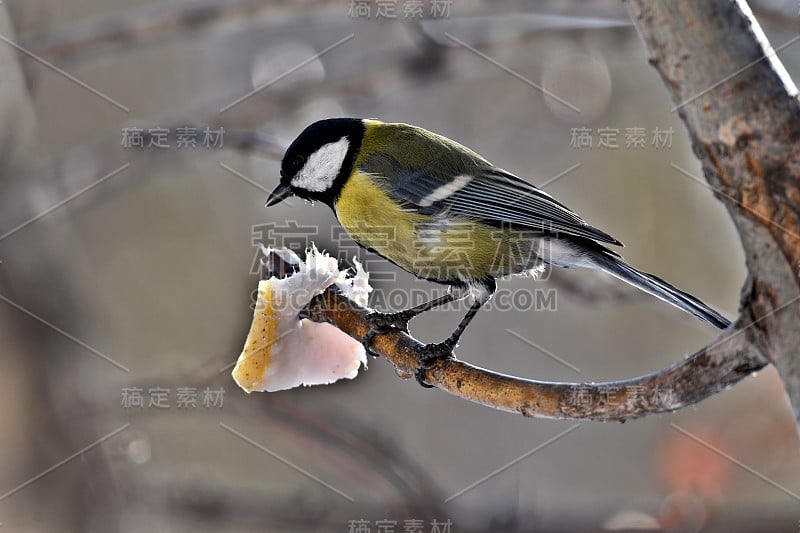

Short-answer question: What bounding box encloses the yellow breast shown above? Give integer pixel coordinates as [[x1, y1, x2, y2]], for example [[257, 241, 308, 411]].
[[335, 170, 424, 274], [335, 171, 540, 283]]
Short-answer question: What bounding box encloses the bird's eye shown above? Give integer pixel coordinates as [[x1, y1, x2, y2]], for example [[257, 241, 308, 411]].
[[293, 155, 305, 169]]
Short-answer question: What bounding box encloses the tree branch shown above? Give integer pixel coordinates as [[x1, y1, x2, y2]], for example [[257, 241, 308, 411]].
[[296, 282, 766, 421]]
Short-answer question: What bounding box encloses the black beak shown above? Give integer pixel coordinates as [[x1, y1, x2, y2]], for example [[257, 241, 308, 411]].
[[265, 183, 292, 207]]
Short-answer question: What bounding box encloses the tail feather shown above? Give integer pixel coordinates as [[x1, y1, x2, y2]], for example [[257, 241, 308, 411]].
[[591, 252, 731, 330]]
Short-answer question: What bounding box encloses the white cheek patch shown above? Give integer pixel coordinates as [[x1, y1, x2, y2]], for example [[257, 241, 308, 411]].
[[291, 136, 350, 192], [418, 174, 472, 207]]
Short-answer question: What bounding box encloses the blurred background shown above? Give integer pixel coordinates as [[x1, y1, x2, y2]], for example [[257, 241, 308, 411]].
[[1, 0, 800, 531]]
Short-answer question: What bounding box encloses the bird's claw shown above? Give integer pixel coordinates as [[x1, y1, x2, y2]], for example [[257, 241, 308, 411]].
[[414, 340, 456, 388], [363, 311, 456, 388], [365, 310, 414, 333], [362, 310, 416, 357]]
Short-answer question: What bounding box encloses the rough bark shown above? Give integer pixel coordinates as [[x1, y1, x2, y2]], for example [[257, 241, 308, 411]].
[[625, 0, 800, 427]]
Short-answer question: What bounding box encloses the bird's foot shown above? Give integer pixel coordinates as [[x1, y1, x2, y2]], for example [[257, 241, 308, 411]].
[[414, 340, 457, 388], [362, 310, 417, 357]]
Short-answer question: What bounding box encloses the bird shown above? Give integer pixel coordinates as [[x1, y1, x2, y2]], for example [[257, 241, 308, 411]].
[[266, 118, 731, 385]]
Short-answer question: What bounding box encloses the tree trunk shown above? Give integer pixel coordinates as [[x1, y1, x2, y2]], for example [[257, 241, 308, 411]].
[[624, 0, 800, 429]]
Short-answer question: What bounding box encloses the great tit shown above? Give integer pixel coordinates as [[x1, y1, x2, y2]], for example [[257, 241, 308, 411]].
[[267, 118, 730, 383]]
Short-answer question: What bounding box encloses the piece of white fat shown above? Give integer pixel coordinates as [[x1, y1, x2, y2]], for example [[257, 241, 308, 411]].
[[232, 246, 371, 393]]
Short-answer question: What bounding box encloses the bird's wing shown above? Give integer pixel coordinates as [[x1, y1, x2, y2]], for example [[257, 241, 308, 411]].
[[387, 164, 623, 246]]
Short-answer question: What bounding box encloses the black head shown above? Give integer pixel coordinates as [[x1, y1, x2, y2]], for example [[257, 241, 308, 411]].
[[266, 118, 365, 207]]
